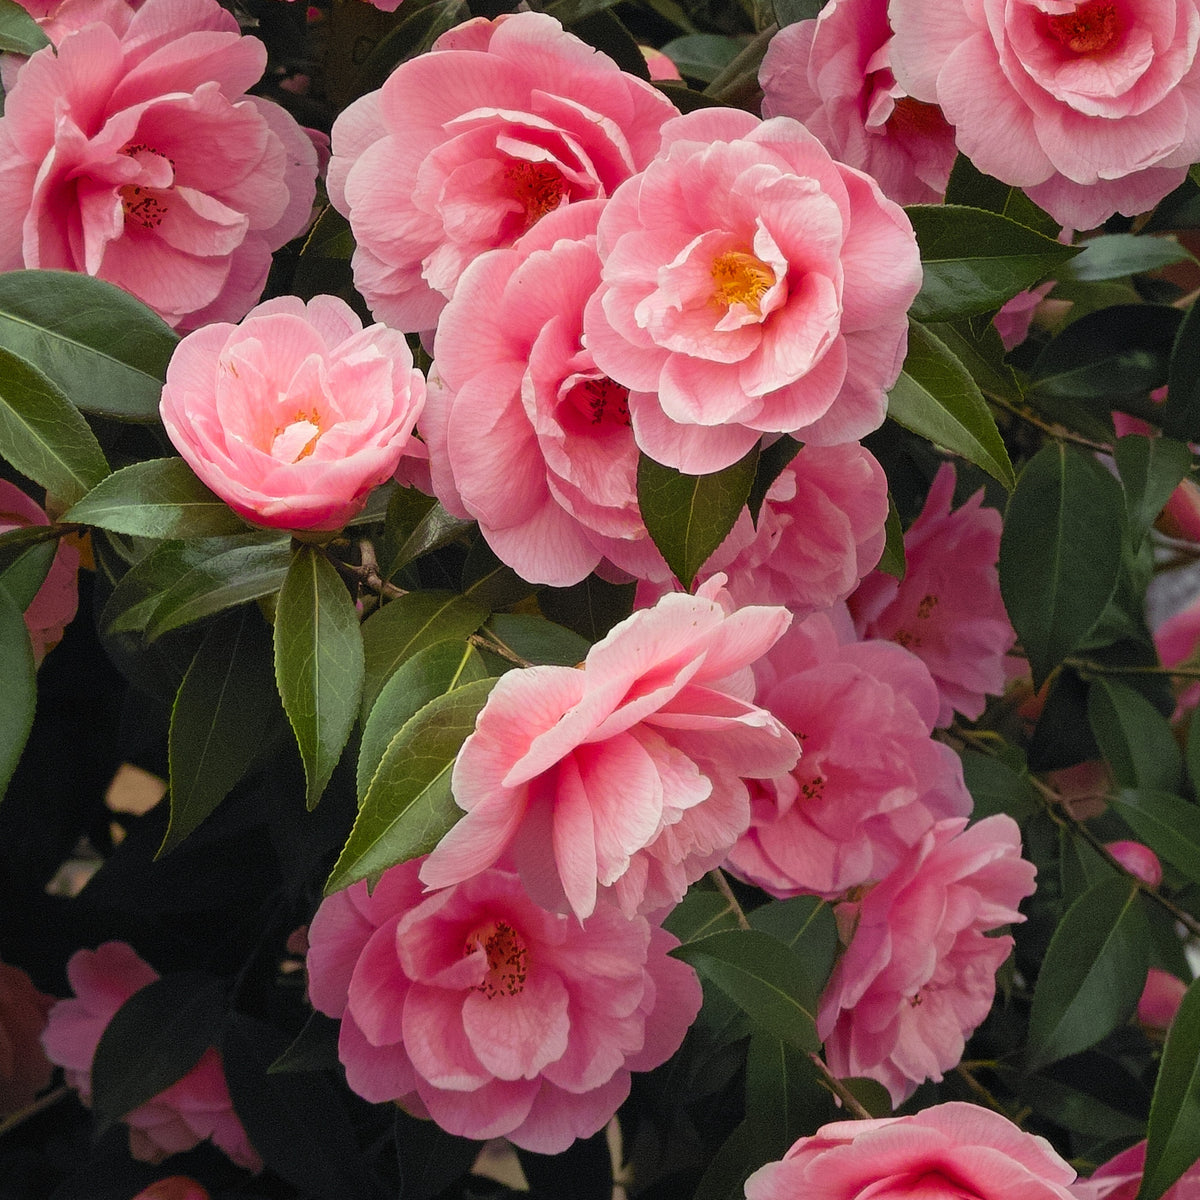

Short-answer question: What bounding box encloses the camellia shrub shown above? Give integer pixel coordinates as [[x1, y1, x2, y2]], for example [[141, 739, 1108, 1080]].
[[5, 0, 1200, 1198]]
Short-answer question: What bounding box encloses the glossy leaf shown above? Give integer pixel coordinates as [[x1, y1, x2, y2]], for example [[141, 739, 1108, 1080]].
[[637, 446, 758, 589], [658, 33, 739, 82], [1058, 233, 1192, 283], [877, 497, 906, 580], [1108, 789, 1200, 886], [663, 889, 743, 944], [1088, 678, 1183, 793], [460, 537, 538, 610], [483, 612, 591, 667], [960, 751, 1041, 825], [747, 895, 838, 1005], [772, 0, 822, 24], [327, 676, 497, 894], [943, 156, 1059, 237], [1140, 979, 1200, 1200], [887, 321, 1015, 489], [64, 458, 251, 539], [539, 575, 635, 641], [0, 270, 177, 421], [163, 608, 283, 855], [384, 496, 472, 578], [1113, 434, 1193, 549], [747, 435, 801, 524], [274, 546, 365, 810], [745, 1031, 835, 1163], [1026, 876, 1150, 1069], [0, 347, 109, 505], [926, 319, 1024, 406], [999, 442, 1126, 688], [0, 0, 48, 53], [0, 586, 35, 801], [1164, 297, 1200, 443], [0, 539, 54, 613]]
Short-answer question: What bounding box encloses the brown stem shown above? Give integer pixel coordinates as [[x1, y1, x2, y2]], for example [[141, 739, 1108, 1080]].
[[1064, 656, 1200, 680], [806, 1054, 874, 1120], [0, 1085, 70, 1138], [987, 394, 1112, 452], [708, 867, 751, 931]]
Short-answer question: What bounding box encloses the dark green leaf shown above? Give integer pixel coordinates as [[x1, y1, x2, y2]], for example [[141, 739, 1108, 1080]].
[[999, 442, 1126, 689], [1058, 234, 1193, 283], [747, 896, 838, 1005], [274, 546, 365, 809], [0, 586, 35, 800], [484, 612, 590, 667], [692, 1119, 766, 1200], [268, 1010, 342, 1074], [1187, 711, 1200, 798], [299, 204, 355, 261], [887, 321, 1015, 489], [0, 0, 48, 55], [1026, 876, 1150, 1069], [354, 0, 472, 95], [659, 34, 741, 83], [745, 1031, 834, 1162], [91, 973, 226, 1138], [0, 347, 109, 505], [1163, 297, 1200, 442], [999, 1061, 1148, 1142], [772, 0, 823, 25], [877, 496, 906, 580], [461, 537, 538, 610], [64, 458, 251, 539], [1109, 789, 1200, 887], [539, 575, 634, 641], [0, 521, 67, 571], [960, 750, 1040, 825], [926, 319, 1024, 406], [384, 496, 472, 578], [0, 269, 177, 421], [0, 539, 54, 613], [394, 1109, 483, 1200], [943, 156, 1059, 237], [637, 447, 758, 589], [841, 1077, 894, 1117], [663, 889, 742, 944], [907, 204, 1079, 322], [1140, 979, 1200, 1200], [747, 435, 801, 524], [1113, 434, 1193, 549], [567, 10, 649, 80], [326, 676, 497, 893], [163, 608, 282, 854], [1088, 678, 1183, 792], [542, 0, 619, 27]]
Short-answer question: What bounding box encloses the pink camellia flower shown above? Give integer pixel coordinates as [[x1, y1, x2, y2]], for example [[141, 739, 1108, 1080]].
[[306, 860, 702, 1153], [0, 957, 54, 1119], [130, 1179, 211, 1200], [818, 814, 1036, 1105], [0, 479, 79, 665], [420, 575, 801, 920], [849, 463, 1015, 727], [0, 0, 318, 329], [583, 107, 922, 474], [1105, 839, 1163, 886], [1073, 1141, 1200, 1200], [424, 201, 664, 587], [159, 294, 425, 532], [327, 11, 678, 334], [726, 612, 972, 900], [887, 0, 1200, 230], [1137, 968, 1188, 1031], [745, 1102, 1077, 1200], [759, 0, 957, 205], [40, 942, 260, 1170]]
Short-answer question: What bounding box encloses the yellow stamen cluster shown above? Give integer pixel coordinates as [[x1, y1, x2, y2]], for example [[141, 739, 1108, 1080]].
[[710, 250, 775, 315]]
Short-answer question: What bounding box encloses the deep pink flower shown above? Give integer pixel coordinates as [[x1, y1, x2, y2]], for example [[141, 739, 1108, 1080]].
[[420, 576, 800, 919], [759, 0, 957, 205], [726, 612, 972, 900], [1105, 839, 1162, 886], [327, 11, 678, 334], [160, 294, 426, 532], [0, 0, 318, 329], [818, 815, 1036, 1104], [1073, 1141, 1200, 1200], [745, 1102, 1077, 1200], [40, 942, 260, 1170], [0, 480, 79, 665], [888, 0, 1200, 229], [0, 957, 53, 1119], [306, 860, 702, 1153], [849, 463, 1016, 726], [583, 108, 922, 474], [424, 201, 664, 586], [130, 1179, 210, 1200], [1137, 968, 1188, 1031]]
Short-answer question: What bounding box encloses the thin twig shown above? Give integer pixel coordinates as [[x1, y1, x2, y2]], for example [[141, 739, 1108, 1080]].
[[468, 632, 532, 669], [0, 1085, 70, 1138], [988, 394, 1113, 452], [954, 1064, 1015, 1119], [708, 868, 751, 931], [1065, 656, 1200, 680], [806, 1053, 874, 1120]]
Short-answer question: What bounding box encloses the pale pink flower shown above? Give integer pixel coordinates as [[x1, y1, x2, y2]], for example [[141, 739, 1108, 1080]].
[[327, 11, 678, 334], [1154, 588, 1200, 713], [641, 46, 682, 82], [726, 612, 972, 900], [160, 294, 425, 532], [745, 1102, 1077, 1200], [306, 860, 702, 1154], [849, 463, 1015, 726], [1105, 839, 1162, 886], [818, 815, 1036, 1105], [994, 281, 1057, 350], [40, 942, 260, 1170], [1137, 968, 1188, 1031], [0, 0, 318, 329], [583, 108, 922, 474], [0, 480, 79, 665], [424, 201, 664, 587], [0, 958, 53, 1119], [759, 0, 956, 205], [887, 0, 1200, 230], [420, 576, 800, 919], [1073, 1142, 1200, 1200]]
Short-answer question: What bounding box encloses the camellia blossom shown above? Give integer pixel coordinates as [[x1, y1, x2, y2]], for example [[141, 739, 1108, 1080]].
[[818, 815, 1036, 1105], [583, 107, 922, 474], [1073, 1141, 1200, 1200], [726, 612, 972, 900], [1136, 968, 1188, 1031], [420, 576, 801, 919], [1105, 840, 1163, 886], [0, 0, 318, 329], [160, 294, 426, 532], [40, 942, 260, 1170], [0, 957, 54, 1119], [0, 479, 80, 665], [745, 1102, 1077, 1200], [887, 0, 1200, 230], [305, 860, 702, 1153], [327, 11, 678, 333], [849, 463, 1016, 726], [759, 0, 957, 205]]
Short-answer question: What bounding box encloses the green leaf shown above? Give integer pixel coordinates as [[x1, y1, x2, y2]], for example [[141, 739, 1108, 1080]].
[[541, 0, 620, 29], [483, 613, 591, 667], [1187, 712, 1200, 798], [692, 1120, 768, 1200], [327, 676, 498, 894], [1140, 979, 1200, 1200], [877, 497, 906, 580], [1088, 678, 1183, 793], [1163, 297, 1200, 443], [1058, 233, 1193, 283], [771, 0, 822, 25], [0, 0, 49, 55], [567, 10, 649, 80], [91, 972, 226, 1138], [906, 204, 1079, 322], [663, 889, 742, 944], [887, 321, 1015, 489], [999, 1062, 1148, 1142], [0, 270, 177, 421], [926, 319, 1024, 406], [747, 435, 801, 524], [539, 575, 634, 641], [745, 1031, 835, 1163], [0, 347, 109, 505], [747, 896, 838, 1005], [1108, 789, 1200, 887], [64, 458, 251, 539], [163, 608, 282, 855], [1026, 876, 1150, 1070], [0, 539, 54, 613], [274, 546, 365, 810], [670, 928, 821, 1052], [943, 155, 1059, 237], [999, 442, 1126, 689], [0, 521, 66, 571], [460, 537, 538, 610], [960, 751, 1041, 825], [354, 0, 472, 95], [1113, 434, 1193, 549], [360, 590, 487, 720], [658, 34, 740, 83], [0, 586, 35, 800], [384, 496, 472, 579], [637, 447, 758, 589]]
